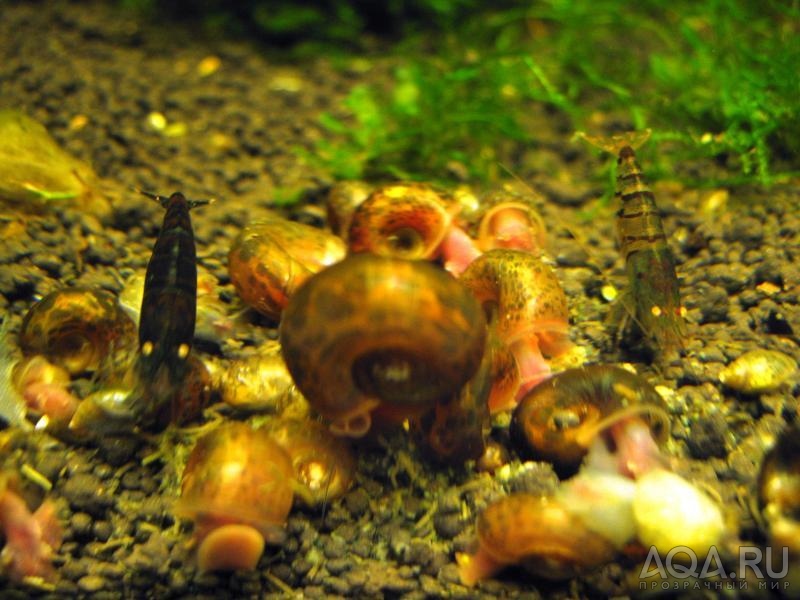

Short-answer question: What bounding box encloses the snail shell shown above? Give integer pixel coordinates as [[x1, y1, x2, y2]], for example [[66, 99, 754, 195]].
[[118, 266, 234, 346], [264, 418, 356, 506], [476, 190, 546, 254], [175, 422, 294, 571], [719, 349, 797, 394], [459, 248, 571, 395], [0, 109, 112, 219], [326, 180, 372, 238], [347, 183, 454, 260], [459, 248, 569, 356], [511, 365, 669, 475], [758, 425, 800, 553], [19, 288, 137, 375], [228, 213, 346, 320], [416, 340, 492, 464], [457, 493, 616, 585], [205, 341, 307, 416], [279, 254, 487, 437]]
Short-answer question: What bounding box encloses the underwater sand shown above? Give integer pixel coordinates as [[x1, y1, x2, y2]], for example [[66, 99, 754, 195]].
[[1, 1, 799, 598]]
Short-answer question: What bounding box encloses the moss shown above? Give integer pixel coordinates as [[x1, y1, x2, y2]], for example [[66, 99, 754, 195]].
[[122, 0, 800, 187], [307, 0, 800, 186]]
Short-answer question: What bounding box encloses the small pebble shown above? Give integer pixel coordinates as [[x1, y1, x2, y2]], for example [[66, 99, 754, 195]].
[[71, 512, 93, 539], [78, 574, 107, 593]]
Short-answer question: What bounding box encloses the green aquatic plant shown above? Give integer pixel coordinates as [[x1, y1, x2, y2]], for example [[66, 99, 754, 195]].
[[305, 53, 577, 183], [124, 0, 800, 186], [308, 0, 799, 186]]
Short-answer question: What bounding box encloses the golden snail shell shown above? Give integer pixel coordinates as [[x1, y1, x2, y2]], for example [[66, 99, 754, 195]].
[[19, 288, 136, 375], [228, 213, 346, 320], [719, 349, 797, 394], [264, 418, 356, 506], [511, 365, 669, 475], [205, 341, 307, 416], [175, 422, 294, 572], [279, 254, 487, 437], [347, 183, 454, 260]]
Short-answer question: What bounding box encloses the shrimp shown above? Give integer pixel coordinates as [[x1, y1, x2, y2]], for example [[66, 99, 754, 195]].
[[579, 130, 685, 353]]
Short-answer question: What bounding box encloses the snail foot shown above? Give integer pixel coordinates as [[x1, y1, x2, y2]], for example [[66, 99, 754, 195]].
[[197, 523, 265, 572]]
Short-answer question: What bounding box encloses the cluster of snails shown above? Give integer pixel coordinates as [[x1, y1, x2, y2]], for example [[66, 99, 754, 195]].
[[458, 365, 731, 585], [174, 419, 355, 572], [1, 284, 216, 438], [229, 181, 574, 457], [5, 173, 798, 586]]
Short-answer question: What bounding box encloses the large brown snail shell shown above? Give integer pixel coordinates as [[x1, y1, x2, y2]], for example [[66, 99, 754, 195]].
[[511, 365, 669, 475], [457, 492, 616, 585], [19, 288, 137, 375], [279, 254, 487, 437], [264, 418, 356, 506], [175, 422, 294, 571], [347, 183, 454, 260], [228, 213, 346, 320]]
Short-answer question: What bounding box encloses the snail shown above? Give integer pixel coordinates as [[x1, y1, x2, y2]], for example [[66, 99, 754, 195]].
[[511, 365, 669, 476], [203, 341, 307, 417], [174, 422, 295, 572], [279, 254, 487, 437], [118, 266, 236, 348], [326, 180, 372, 238], [0, 109, 112, 219], [12, 355, 79, 429], [19, 287, 137, 376], [347, 183, 481, 275], [415, 338, 492, 464], [758, 425, 800, 555], [484, 324, 521, 414], [475, 189, 546, 254], [456, 492, 616, 585], [632, 468, 728, 557], [69, 353, 211, 437], [0, 472, 62, 582], [459, 248, 572, 399], [228, 213, 346, 320], [719, 349, 797, 394], [556, 446, 728, 564], [264, 418, 356, 507]]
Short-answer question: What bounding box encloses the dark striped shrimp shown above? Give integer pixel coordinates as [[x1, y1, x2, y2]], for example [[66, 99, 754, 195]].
[[137, 191, 210, 422], [579, 130, 685, 353]]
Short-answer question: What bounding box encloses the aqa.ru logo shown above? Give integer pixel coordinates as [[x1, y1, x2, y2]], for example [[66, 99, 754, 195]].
[[639, 546, 790, 591]]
